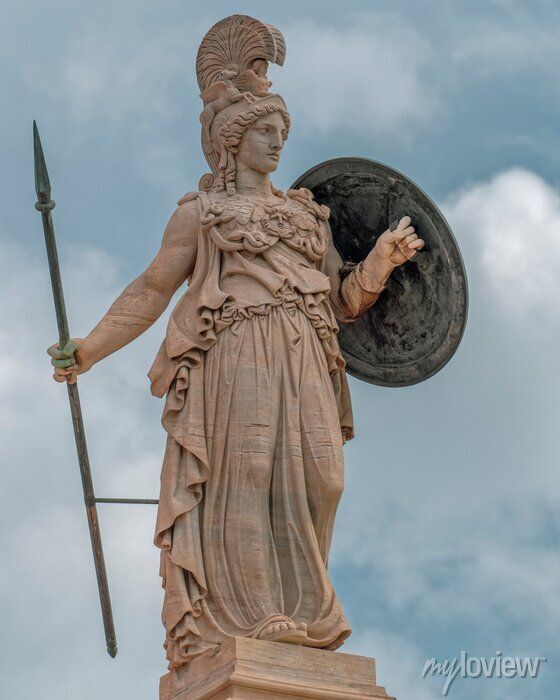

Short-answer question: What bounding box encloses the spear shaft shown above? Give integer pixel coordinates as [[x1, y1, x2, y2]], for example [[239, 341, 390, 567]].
[[33, 121, 117, 659]]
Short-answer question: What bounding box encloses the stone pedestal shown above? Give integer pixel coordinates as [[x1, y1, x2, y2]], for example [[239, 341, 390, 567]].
[[160, 637, 396, 700]]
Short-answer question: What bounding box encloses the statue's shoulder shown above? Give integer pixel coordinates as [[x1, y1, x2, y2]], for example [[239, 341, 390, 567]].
[[286, 187, 315, 205], [166, 191, 212, 242], [178, 189, 232, 210], [177, 191, 203, 208], [176, 190, 226, 218], [286, 187, 330, 221]]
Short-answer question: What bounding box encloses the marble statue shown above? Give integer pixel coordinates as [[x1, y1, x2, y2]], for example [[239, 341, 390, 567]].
[[48, 14, 424, 671]]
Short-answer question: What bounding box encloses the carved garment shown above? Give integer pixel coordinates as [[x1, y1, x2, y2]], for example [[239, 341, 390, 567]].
[[148, 188, 380, 668]]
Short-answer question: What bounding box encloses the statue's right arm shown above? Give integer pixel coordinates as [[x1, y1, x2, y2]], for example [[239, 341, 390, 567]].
[[49, 201, 199, 383]]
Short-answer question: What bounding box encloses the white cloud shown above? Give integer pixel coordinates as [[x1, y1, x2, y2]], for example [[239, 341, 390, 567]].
[[0, 239, 169, 509], [22, 17, 207, 193], [443, 168, 560, 320], [344, 629, 439, 700], [40, 12, 436, 141], [277, 14, 436, 136], [41, 24, 196, 124], [453, 18, 560, 82], [0, 240, 169, 695], [335, 489, 560, 641]]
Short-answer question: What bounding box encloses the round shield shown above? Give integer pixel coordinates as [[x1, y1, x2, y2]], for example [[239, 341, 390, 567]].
[[291, 157, 468, 387]]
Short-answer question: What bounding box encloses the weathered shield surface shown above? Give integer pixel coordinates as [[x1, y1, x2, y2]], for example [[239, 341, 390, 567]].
[[292, 157, 468, 387]]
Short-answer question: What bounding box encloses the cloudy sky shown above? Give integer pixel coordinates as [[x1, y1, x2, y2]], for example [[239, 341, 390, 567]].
[[2, 1, 560, 698]]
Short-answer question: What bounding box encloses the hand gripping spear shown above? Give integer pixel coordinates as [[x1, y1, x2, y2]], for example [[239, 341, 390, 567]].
[[33, 121, 118, 658]]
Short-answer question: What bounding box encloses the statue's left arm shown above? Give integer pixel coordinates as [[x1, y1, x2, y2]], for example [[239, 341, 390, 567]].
[[325, 217, 424, 322]]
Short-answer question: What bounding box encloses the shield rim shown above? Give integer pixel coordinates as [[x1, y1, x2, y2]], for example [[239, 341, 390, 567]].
[[291, 156, 469, 388]]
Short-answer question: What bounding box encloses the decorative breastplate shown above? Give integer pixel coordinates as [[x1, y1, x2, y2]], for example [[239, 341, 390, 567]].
[[200, 188, 329, 262]]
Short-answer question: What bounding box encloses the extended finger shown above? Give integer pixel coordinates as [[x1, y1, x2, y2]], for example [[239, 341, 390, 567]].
[[407, 238, 425, 250], [398, 233, 418, 248], [397, 215, 412, 231], [400, 239, 425, 261], [403, 240, 425, 259], [386, 228, 415, 243]]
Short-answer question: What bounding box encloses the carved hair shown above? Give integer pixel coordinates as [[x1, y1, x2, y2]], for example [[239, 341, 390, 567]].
[[211, 102, 291, 196]]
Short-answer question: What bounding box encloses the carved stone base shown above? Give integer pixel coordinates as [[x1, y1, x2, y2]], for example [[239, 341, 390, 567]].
[[160, 637, 397, 700]]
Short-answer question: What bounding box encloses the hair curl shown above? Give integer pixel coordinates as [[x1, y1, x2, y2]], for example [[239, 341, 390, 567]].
[[212, 102, 291, 195]]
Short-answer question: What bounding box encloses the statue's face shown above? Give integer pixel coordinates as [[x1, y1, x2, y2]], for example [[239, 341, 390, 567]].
[[236, 111, 287, 174]]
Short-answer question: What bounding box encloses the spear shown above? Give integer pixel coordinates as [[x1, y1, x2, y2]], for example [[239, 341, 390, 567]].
[[33, 121, 118, 658]]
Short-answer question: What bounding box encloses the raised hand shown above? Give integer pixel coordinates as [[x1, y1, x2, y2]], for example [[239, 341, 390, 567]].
[[374, 216, 425, 267]]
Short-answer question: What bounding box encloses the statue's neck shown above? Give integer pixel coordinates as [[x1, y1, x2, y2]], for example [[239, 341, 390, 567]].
[[235, 163, 273, 197]]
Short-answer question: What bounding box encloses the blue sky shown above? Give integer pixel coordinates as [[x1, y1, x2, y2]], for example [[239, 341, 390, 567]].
[[2, 1, 560, 698]]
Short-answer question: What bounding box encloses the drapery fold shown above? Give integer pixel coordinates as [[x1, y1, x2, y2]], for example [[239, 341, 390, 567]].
[[149, 189, 354, 668]]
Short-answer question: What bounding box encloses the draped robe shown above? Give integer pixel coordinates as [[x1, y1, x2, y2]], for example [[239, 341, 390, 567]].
[[148, 187, 381, 669]]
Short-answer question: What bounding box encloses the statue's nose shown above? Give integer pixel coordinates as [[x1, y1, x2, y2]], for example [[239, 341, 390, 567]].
[[270, 133, 283, 151]]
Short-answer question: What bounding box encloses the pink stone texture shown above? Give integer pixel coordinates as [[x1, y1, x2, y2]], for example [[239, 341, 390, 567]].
[[160, 637, 396, 700]]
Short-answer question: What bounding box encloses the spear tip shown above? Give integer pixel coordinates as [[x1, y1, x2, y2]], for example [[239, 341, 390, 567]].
[[33, 120, 52, 202]]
